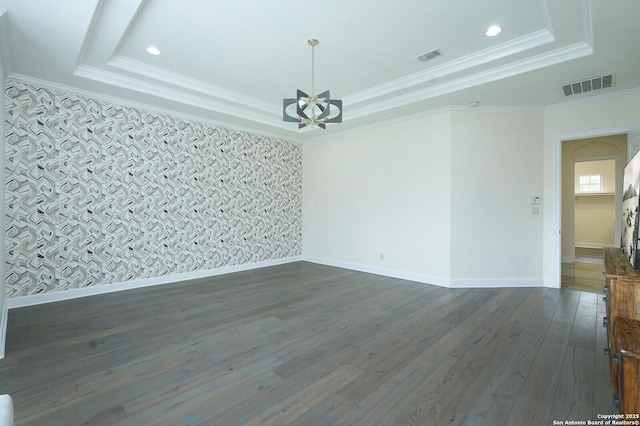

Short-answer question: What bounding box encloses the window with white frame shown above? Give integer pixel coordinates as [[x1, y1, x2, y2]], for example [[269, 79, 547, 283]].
[[577, 174, 603, 193]]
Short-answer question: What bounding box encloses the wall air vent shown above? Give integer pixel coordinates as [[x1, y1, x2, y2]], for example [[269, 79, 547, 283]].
[[417, 49, 441, 62], [562, 74, 614, 96]]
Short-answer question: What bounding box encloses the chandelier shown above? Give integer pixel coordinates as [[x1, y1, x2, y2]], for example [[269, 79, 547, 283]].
[[282, 39, 343, 129]]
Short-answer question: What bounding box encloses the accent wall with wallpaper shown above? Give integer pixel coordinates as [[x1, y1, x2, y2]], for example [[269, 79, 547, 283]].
[[3, 81, 302, 298]]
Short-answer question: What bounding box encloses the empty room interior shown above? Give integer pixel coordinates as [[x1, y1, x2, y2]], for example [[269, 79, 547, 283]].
[[1, 1, 640, 425]]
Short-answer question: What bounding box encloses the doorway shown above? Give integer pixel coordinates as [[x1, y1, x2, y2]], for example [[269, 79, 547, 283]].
[[561, 134, 627, 292]]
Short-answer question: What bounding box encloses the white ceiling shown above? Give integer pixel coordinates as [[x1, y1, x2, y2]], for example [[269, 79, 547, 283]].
[[0, 0, 639, 142]]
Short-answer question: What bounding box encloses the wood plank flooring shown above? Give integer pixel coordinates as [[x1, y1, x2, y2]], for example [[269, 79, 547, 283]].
[[0, 262, 615, 425], [562, 248, 606, 294]]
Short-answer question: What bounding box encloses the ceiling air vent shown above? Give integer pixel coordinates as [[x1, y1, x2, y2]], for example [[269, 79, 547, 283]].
[[562, 74, 614, 96], [417, 49, 441, 62]]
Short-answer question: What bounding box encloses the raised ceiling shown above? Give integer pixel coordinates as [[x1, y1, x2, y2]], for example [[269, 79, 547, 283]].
[[0, 0, 639, 142]]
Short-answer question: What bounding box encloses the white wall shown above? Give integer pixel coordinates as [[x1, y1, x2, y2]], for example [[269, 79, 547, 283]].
[[303, 112, 452, 284], [450, 110, 544, 285], [543, 90, 640, 287], [303, 108, 545, 287]]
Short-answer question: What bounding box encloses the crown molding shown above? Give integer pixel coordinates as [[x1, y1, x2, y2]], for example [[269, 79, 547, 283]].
[[102, 32, 559, 134], [107, 55, 276, 114], [346, 41, 592, 121], [302, 106, 455, 144], [6, 74, 299, 144], [544, 86, 640, 111], [450, 104, 545, 112], [73, 64, 290, 129], [9, 74, 635, 148], [304, 104, 546, 144], [345, 28, 555, 106], [85, 35, 574, 139], [59, 0, 592, 142]]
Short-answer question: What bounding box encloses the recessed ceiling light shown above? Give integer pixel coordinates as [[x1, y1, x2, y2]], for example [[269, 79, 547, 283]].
[[469, 101, 480, 107], [145, 46, 161, 56], [485, 25, 503, 37]]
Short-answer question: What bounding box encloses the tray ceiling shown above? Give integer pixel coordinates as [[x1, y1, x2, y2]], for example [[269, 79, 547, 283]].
[[0, 0, 639, 141]]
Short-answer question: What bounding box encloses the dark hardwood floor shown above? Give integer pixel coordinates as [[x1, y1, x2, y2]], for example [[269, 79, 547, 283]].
[[0, 262, 614, 425]]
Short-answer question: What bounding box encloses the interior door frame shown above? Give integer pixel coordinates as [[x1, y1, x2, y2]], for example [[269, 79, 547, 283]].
[[552, 125, 633, 288]]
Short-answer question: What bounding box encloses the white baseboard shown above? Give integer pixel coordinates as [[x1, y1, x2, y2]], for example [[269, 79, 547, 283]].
[[302, 255, 451, 287], [6, 256, 303, 310], [0, 300, 7, 360], [575, 243, 615, 249], [544, 277, 561, 289], [302, 256, 544, 289], [448, 277, 543, 288]]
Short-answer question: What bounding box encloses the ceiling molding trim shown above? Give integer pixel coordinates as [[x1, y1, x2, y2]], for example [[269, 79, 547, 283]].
[[346, 41, 593, 120], [302, 105, 544, 145], [107, 0, 147, 60], [7, 73, 297, 143], [544, 86, 640, 112], [73, 0, 108, 70], [538, 0, 555, 35], [344, 28, 556, 106], [303, 104, 545, 144], [449, 104, 545, 113], [302, 106, 456, 144], [0, 8, 11, 77], [73, 64, 289, 129], [75, 0, 143, 68], [107, 55, 275, 114], [76, 38, 583, 132], [106, 29, 553, 119]]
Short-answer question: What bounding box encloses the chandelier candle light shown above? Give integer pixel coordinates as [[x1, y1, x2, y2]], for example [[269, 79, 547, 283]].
[[283, 39, 343, 129]]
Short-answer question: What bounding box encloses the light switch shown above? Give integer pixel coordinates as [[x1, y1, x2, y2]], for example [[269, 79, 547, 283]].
[[530, 196, 541, 205]]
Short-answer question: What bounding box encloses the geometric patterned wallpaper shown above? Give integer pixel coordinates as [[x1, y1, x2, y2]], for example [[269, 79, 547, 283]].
[[4, 81, 302, 297]]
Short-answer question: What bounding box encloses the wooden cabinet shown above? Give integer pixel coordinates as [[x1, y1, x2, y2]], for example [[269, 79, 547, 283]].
[[603, 247, 640, 407], [615, 318, 640, 414]]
